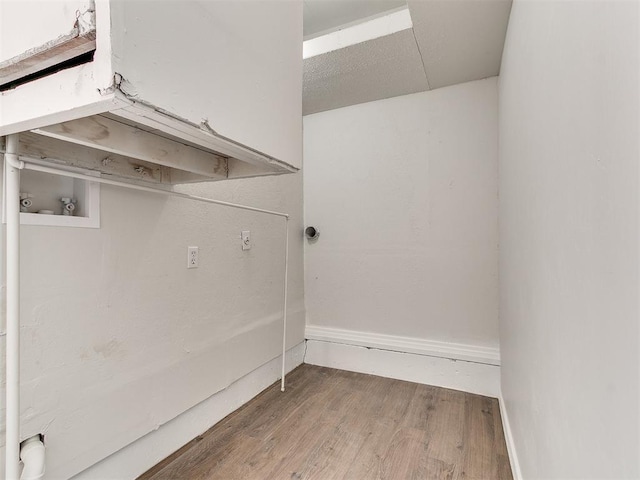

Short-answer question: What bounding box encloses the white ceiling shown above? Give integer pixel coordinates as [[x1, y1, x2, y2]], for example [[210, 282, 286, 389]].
[[304, 29, 428, 113], [303, 0, 407, 39], [303, 0, 513, 115]]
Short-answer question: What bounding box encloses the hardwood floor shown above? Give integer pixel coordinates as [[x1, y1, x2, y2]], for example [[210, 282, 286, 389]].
[[138, 365, 513, 480]]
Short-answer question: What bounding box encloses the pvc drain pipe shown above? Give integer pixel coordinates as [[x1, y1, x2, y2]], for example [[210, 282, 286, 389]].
[[19, 436, 45, 480]]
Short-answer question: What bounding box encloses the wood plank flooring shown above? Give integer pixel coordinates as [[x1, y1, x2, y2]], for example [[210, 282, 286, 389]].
[[138, 365, 512, 480]]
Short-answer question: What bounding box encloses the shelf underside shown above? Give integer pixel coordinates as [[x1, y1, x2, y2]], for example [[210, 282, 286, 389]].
[[5, 109, 295, 185]]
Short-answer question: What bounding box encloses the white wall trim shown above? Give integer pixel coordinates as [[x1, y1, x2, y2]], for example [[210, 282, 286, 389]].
[[305, 324, 500, 366], [304, 339, 500, 398], [498, 394, 523, 480], [303, 7, 412, 59], [70, 342, 306, 480]]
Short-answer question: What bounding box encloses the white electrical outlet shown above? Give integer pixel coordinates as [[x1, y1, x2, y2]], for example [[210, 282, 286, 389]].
[[187, 246, 199, 268], [242, 231, 251, 251]]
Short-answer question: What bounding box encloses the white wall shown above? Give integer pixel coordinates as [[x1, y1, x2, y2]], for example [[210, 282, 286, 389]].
[[499, 1, 640, 478], [303, 78, 499, 350], [110, 0, 303, 170], [0, 168, 305, 479], [0, 0, 92, 62]]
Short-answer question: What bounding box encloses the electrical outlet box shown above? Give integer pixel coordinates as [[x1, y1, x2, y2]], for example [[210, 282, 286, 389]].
[[241, 230, 251, 250], [187, 246, 199, 268]]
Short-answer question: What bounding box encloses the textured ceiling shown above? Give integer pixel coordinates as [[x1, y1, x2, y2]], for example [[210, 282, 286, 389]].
[[304, 29, 428, 114], [303, 0, 407, 39], [303, 0, 512, 115]]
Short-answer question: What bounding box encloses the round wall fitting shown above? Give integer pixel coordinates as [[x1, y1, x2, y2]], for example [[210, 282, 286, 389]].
[[305, 226, 319, 240]]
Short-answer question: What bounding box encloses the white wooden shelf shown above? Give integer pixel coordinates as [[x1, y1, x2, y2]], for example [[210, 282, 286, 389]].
[[0, 0, 301, 184]]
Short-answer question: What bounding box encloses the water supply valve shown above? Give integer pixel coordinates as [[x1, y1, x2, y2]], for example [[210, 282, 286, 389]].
[[60, 197, 76, 216], [19, 193, 33, 213]]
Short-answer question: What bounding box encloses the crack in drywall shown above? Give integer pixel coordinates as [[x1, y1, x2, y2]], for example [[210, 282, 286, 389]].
[[307, 339, 499, 366], [410, 27, 431, 90], [74, 4, 96, 36]]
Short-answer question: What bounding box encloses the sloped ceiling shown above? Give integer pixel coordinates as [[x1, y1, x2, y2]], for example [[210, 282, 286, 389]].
[[303, 0, 512, 115]]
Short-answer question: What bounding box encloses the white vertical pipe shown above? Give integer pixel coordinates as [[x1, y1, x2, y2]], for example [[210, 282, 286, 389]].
[[5, 134, 22, 480], [280, 217, 290, 392]]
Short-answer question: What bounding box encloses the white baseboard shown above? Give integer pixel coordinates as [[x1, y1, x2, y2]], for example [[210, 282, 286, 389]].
[[498, 394, 523, 480], [304, 338, 500, 398], [71, 342, 306, 480], [305, 324, 500, 365]]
